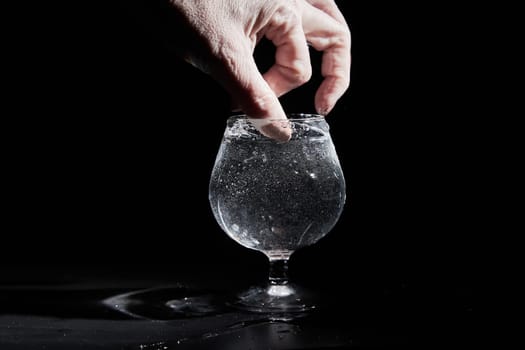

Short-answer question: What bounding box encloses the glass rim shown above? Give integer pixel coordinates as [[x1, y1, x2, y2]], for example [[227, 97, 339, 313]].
[[227, 113, 325, 123]]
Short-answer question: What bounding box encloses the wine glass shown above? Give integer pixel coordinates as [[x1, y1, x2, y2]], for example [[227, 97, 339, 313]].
[[209, 114, 346, 313]]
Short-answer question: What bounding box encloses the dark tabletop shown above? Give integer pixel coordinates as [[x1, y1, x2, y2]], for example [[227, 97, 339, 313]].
[[0, 264, 474, 349]]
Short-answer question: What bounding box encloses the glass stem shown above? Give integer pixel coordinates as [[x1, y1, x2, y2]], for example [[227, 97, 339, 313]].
[[268, 258, 289, 286]]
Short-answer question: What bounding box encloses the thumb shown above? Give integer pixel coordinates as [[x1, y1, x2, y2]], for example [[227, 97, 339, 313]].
[[219, 48, 291, 142]]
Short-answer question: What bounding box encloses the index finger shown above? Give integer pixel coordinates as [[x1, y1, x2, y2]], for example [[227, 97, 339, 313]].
[[263, 6, 312, 98]]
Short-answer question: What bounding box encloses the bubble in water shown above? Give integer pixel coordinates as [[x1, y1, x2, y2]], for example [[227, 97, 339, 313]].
[[271, 226, 284, 234]]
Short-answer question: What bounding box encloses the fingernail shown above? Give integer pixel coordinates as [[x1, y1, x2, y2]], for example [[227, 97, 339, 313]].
[[261, 122, 292, 142], [250, 119, 292, 142]]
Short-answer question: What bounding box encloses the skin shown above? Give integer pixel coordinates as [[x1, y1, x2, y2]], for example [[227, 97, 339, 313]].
[[169, 0, 351, 140]]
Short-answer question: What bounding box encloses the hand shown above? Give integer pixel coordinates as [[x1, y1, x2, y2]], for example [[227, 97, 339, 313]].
[[170, 0, 351, 140]]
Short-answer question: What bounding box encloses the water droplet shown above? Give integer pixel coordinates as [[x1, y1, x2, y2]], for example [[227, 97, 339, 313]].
[[271, 226, 284, 234]]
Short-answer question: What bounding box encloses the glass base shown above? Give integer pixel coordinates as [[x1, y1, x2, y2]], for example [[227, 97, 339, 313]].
[[232, 283, 315, 314]]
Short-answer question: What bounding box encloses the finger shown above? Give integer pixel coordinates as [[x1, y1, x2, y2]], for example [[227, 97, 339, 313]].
[[315, 38, 351, 115], [213, 37, 291, 141], [305, 0, 347, 26], [262, 6, 312, 97], [303, 5, 351, 115]]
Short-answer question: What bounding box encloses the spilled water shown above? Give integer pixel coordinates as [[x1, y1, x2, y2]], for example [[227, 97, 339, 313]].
[[102, 286, 230, 320], [0, 281, 422, 348], [99, 286, 352, 349]]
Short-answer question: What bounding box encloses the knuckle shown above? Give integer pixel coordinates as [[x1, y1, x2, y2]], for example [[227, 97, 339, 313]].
[[340, 25, 352, 46], [335, 22, 351, 42], [331, 27, 351, 48], [274, 2, 301, 28], [344, 30, 352, 47], [290, 61, 312, 85], [311, 0, 335, 12]]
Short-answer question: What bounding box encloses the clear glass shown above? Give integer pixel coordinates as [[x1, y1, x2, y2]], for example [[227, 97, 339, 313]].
[[209, 114, 346, 313]]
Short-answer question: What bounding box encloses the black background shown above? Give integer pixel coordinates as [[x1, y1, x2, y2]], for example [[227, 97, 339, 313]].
[[1, 1, 479, 292]]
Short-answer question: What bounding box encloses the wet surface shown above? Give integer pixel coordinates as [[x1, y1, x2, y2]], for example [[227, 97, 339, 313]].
[[0, 267, 474, 349]]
